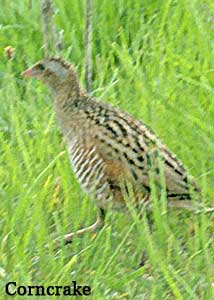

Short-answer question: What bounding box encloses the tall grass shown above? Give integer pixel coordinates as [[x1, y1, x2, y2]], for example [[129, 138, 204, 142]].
[[0, 0, 214, 299]]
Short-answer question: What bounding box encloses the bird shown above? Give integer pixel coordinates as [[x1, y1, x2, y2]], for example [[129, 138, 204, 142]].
[[22, 57, 202, 243]]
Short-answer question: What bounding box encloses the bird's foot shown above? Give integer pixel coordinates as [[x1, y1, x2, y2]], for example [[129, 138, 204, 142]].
[[64, 216, 104, 244], [138, 251, 147, 268]]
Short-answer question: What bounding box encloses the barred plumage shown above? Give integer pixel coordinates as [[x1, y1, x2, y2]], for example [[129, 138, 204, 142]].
[[60, 96, 200, 207], [22, 57, 201, 240]]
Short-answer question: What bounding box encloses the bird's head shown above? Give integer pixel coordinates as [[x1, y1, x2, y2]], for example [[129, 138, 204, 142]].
[[22, 57, 79, 93]]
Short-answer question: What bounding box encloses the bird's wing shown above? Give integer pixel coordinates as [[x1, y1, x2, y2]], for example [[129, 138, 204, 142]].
[[86, 99, 200, 199]]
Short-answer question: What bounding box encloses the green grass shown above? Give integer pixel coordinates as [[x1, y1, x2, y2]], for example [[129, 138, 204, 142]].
[[0, 0, 214, 299]]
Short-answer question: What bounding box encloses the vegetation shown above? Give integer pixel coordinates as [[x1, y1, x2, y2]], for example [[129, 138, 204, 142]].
[[0, 0, 214, 299]]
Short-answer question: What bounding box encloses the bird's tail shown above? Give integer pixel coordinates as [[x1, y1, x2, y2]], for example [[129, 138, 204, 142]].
[[168, 200, 214, 214]]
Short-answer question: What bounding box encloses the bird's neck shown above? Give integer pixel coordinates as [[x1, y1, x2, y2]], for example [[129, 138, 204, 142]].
[[52, 78, 84, 110], [52, 82, 87, 139]]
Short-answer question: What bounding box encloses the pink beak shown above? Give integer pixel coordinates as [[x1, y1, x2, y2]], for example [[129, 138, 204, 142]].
[[21, 67, 34, 78]]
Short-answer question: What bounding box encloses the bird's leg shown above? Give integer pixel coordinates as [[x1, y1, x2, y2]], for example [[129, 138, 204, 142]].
[[138, 197, 154, 268], [64, 208, 105, 243], [138, 211, 154, 268]]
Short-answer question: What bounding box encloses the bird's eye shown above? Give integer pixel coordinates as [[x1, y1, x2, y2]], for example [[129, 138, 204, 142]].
[[38, 63, 45, 70]]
